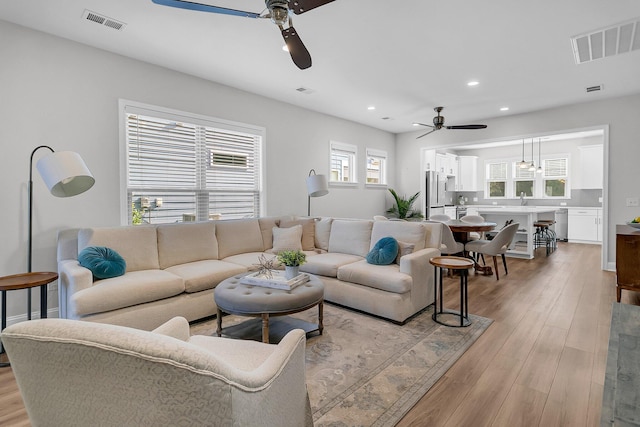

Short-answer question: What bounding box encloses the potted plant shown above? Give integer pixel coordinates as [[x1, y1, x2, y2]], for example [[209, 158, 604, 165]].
[[277, 250, 307, 279], [386, 189, 424, 220]]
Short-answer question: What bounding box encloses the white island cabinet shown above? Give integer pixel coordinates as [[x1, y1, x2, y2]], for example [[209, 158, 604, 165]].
[[476, 207, 558, 259]]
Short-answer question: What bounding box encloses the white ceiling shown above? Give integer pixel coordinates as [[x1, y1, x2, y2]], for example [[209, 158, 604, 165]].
[[2, 0, 640, 134]]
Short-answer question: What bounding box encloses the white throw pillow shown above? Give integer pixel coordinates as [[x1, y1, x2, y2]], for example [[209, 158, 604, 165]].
[[395, 240, 415, 264], [272, 225, 303, 253]]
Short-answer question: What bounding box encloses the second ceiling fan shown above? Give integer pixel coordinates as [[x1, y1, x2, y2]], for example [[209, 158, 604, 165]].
[[151, 0, 335, 70], [414, 107, 487, 139]]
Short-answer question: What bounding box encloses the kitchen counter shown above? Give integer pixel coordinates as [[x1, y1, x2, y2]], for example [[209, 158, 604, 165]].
[[476, 206, 559, 214]]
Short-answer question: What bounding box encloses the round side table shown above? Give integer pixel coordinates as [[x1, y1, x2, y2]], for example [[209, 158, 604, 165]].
[[0, 271, 58, 367], [430, 256, 474, 327]]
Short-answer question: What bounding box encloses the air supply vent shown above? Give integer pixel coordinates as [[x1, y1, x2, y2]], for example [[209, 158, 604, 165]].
[[295, 87, 315, 94], [586, 85, 603, 93], [571, 18, 640, 64], [82, 10, 126, 31]]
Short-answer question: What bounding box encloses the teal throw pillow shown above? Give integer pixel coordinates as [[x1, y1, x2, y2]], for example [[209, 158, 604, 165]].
[[78, 246, 127, 280], [366, 237, 399, 265]]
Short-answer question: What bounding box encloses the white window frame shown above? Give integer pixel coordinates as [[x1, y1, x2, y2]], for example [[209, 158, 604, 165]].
[[542, 157, 570, 198], [513, 162, 535, 198], [329, 140, 358, 185], [485, 161, 508, 199], [365, 148, 387, 187], [118, 100, 266, 225]]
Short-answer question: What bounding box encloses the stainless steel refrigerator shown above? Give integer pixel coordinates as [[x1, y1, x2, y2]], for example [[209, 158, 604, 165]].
[[425, 170, 447, 218]]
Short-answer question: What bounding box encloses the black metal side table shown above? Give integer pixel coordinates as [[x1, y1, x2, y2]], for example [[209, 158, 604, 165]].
[[430, 256, 474, 327], [0, 271, 58, 367]]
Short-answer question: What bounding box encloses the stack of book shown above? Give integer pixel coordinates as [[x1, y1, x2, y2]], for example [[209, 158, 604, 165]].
[[240, 271, 310, 290]]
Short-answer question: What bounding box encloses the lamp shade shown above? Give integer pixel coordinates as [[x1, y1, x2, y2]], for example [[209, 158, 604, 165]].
[[36, 151, 95, 197], [306, 174, 328, 197]]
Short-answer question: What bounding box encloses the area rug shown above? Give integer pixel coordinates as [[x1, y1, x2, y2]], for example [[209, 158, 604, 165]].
[[191, 304, 492, 427]]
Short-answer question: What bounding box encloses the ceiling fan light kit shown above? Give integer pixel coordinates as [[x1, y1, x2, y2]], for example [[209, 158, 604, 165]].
[[151, 0, 335, 70], [415, 107, 487, 139]]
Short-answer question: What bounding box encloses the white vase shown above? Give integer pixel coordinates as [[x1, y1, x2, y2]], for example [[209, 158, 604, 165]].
[[284, 266, 299, 280]]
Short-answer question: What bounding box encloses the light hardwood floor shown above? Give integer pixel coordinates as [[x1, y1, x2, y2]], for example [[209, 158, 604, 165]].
[[0, 243, 637, 426]]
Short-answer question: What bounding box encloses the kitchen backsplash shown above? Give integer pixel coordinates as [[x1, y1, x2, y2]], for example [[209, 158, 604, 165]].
[[449, 189, 602, 207]]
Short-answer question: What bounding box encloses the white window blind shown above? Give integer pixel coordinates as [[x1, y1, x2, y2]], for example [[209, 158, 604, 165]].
[[544, 158, 568, 177], [123, 103, 263, 224], [515, 166, 535, 179], [488, 162, 507, 180]]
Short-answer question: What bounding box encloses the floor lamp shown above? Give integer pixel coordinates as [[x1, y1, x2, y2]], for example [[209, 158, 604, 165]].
[[306, 169, 329, 216], [28, 146, 95, 318]]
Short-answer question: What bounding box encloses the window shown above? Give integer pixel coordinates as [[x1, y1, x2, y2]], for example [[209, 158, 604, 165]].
[[514, 164, 535, 197], [543, 158, 568, 197], [330, 141, 357, 183], [486, 162, 507, 198], [121, 101, 264, 225], [366, 148, 387, 185]]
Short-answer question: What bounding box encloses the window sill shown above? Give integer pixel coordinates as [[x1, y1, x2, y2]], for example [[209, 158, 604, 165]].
[[329, 181, 359, 188], [365, 183, 388, 189]]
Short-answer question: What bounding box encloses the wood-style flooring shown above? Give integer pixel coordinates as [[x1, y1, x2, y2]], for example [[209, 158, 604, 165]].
[[0, 243, 637, 426]]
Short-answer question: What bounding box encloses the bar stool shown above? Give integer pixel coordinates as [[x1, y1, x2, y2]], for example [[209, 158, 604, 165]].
[[533, 220, 556, 255], [430, 256, 475, 327]]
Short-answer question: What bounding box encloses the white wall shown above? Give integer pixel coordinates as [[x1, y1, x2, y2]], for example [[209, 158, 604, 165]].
[[396, 93, 640, 268], [0, 21, 394, 319]]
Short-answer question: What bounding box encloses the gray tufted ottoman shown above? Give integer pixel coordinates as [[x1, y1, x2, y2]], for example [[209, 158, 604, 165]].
[[214, 273, 324, 343]]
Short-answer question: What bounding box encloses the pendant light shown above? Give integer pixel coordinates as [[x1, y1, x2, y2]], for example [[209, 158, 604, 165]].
[[528, 138, 536, 171], [518, 139, 528, 168], [536, 138, 544, 174]]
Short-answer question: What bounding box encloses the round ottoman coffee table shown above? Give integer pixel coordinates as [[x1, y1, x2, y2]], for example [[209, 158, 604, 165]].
[[214, 273, 324, 343]]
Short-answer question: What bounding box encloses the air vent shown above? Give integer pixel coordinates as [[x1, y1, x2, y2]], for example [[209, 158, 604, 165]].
[[571, 18, 640, 64], [586, 85, 603, 93], [295, 87, 315, 94], [82, 10, 126, 31]]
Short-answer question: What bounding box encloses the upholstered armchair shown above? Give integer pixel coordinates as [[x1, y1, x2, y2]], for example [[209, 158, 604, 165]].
[[1, 317, 312, 427]]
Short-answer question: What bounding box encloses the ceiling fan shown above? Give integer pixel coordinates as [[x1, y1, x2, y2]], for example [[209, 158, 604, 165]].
[[151, 0, 335, 70], [413, 107, 487, 139]]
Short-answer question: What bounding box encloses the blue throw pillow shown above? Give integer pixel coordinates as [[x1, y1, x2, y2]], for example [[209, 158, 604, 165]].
[[366, 237, 399, 265], [78, 246, 127, 280]]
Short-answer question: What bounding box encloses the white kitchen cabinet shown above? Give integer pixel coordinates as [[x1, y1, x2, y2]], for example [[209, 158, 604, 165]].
[[435, 152, 457, 176], [578, 145, 603, 189], [423, 149, 436, 171], [568, 207, 603, 243], [444, 206, 456, 219], [456, 155, 478, 191], [466, 207, 480, 216]]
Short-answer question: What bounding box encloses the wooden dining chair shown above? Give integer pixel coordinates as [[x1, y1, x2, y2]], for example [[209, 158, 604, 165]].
[[464, 223, 519, 280]]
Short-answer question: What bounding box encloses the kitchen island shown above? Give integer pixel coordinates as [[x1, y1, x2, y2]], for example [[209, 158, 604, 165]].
[[474, 207, 558, 259]]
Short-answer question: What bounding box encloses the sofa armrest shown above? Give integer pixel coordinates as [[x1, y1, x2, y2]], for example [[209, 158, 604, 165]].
[[57, 259, 94, 319], [399, 247, 440, 293], [153, 316, 190, 341]]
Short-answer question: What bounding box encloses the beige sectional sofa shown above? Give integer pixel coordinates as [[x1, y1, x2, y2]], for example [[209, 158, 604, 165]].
[[57, 216, 442, 330]]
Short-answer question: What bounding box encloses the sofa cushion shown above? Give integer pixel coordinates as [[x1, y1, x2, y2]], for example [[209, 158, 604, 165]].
[[216, 219, 265, 259], [370, 221, 427, 252], [258, 217, 282, 251], [165, 260, 247, 293], [337, 260, 412, 294], [272, 225, 303, 253], [366, 237, 399, 265], [314, 217, 333, 251], [78, 226, 159, 272], [157, 222, 218, 269], [280, 218, 315, 251], [299, 253, 363, 278], [71, 270, 185, 316], [328, 220, 373, 257], [78, 246, 127, 280]]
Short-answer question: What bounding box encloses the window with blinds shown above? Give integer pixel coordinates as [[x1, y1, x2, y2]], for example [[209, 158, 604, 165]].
[[514, 163, 535, 197], [330, 141, 357, 183], [487, 162, 507, 197], [543, 158, 568, 197], [366, 148, 387, 185], [123, 103, 263, 224]]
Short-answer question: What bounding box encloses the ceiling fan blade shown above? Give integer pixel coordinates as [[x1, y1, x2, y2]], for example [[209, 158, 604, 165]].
[[288, 0, 335, 15], [446, 124, 488, 130], [151, 0, 261, 18], [413, 122, 434, 128], [416, 129, 438, 139], [281, 26, 312, 69]]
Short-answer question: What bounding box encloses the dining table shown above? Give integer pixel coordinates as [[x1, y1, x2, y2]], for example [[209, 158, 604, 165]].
[[444, 219, 497, 275]]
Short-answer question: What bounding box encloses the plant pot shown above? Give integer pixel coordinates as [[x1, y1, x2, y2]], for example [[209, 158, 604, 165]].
[[284, 266, 299, 280]]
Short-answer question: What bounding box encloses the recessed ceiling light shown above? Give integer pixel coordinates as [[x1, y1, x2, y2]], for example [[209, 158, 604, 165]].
[[367, 106, 376, 110], [467, 81, 479, 86], [500, 107, 509, 111]]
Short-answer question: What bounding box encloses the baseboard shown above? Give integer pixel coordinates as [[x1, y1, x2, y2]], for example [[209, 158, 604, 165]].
[[606, 261, 616, 272], [3, 308, 59, 327]]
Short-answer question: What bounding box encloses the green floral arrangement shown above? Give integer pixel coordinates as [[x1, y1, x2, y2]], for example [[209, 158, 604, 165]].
[[277, 250, 307, 267]]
